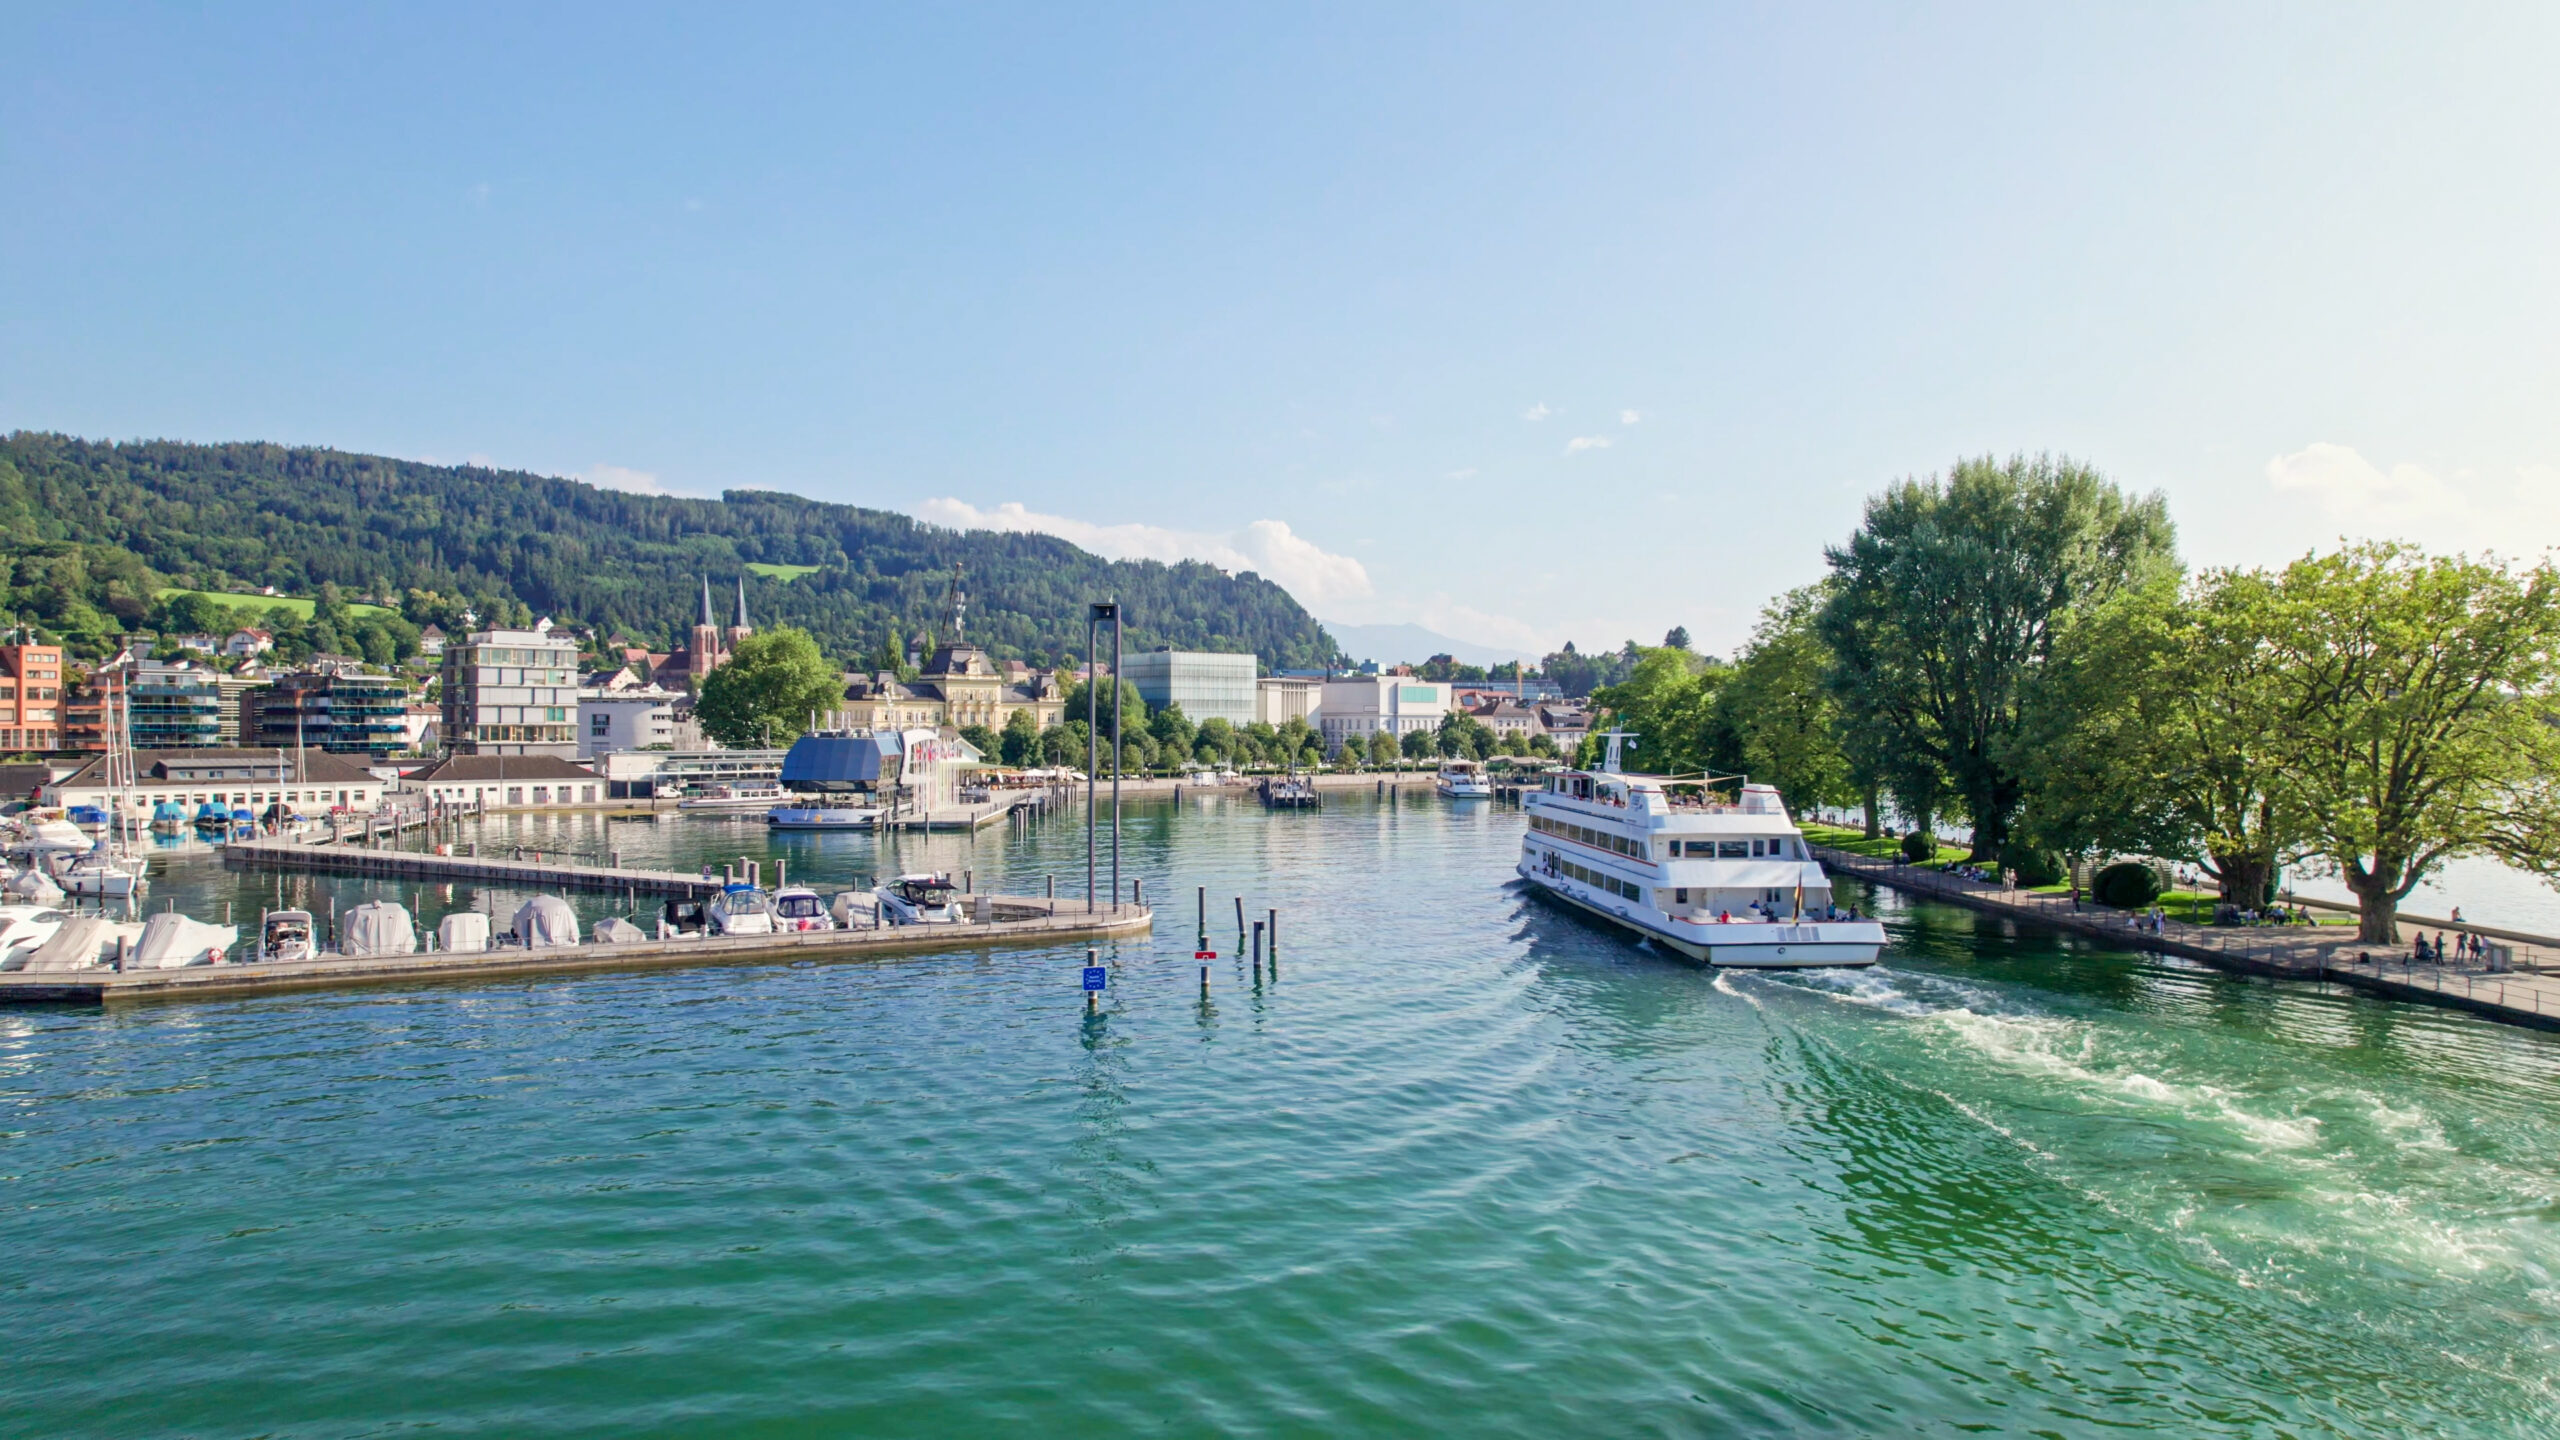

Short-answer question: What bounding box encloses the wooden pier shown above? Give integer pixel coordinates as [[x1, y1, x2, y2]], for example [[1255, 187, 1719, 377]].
[[0, 897, 1153, 1004], [1813, 844, 2560, 1034], [223, 837, 723, 897]]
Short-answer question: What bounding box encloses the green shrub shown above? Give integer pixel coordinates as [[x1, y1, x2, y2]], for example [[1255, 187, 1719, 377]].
[[1899, 830, 1935, 863], [2092, 860, 2164, 908], [2001, 844, 2065, 888]]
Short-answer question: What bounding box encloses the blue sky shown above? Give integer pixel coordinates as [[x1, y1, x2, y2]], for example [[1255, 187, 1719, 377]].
[[6, 4, 2557, 657]]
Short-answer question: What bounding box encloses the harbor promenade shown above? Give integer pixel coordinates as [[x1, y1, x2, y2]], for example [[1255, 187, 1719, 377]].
[[1813, 844, 2560, 1034]]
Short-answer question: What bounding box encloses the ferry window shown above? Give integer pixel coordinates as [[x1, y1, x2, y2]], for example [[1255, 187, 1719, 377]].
[[1750, 839, 1765, 857], [1718, 840, 1749, 859], [1675, 887, 1689, 904]]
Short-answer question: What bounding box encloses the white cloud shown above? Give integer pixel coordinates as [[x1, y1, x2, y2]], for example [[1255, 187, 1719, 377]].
[[1620, 409, 1641, 425], [1523, 402, 1554, 422], [2262, 443, 2560, 556], [1445, 467, 1478, 480], [1565, 435, 1612, 454], [2265, 443, 2465, 529], [912, 498, 1375, 613], [583, 463, 688, 497]]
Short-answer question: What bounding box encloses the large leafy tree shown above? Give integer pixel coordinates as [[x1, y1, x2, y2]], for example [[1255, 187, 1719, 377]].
[[1819, 454, 2176, 860], [1714, 586, 1852, 818], [2018, 571, 2302, 903], [1586, 645, 1728, 775], [696, 626, 846, 749], [2253, 545, 2560, 942]]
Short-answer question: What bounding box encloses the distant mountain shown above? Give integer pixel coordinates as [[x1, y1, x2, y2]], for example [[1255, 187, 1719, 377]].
[[1322, 621, 1538, 670], [0, 433, 1344, 670]]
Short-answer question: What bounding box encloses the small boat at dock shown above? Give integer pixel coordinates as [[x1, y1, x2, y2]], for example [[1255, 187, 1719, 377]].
[[678, 783, 787, 812], [1436, 759, 1493, 799], [875, 874, 962, 924]]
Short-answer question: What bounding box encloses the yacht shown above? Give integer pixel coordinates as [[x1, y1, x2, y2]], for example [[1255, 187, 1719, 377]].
[[49, 846, 147, 900], [1436, 759, 1494, 799], [679, 783, 787, 812], [874, 873, 963, 925], [766, 803, 880, 831], [770, 886, 838, 932], [706, 883, 777, 936], [1516, 735, 1883, 968]]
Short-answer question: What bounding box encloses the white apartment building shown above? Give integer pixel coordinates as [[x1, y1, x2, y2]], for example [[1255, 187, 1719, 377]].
[[1318, 676, 1450, 754], [441, 627, 581, 758], [578, 688, 679, 758]]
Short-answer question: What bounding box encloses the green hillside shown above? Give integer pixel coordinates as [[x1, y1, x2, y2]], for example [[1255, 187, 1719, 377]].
[[153, 587, 396, 621], [0, 433, 1341, 670]]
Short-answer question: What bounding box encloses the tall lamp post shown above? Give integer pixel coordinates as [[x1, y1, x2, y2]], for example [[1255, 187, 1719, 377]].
[[1086, 600, 1122, 912]]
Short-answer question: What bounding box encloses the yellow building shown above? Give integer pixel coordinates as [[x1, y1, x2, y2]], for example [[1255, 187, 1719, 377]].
[[837, 642, 1065, 734]]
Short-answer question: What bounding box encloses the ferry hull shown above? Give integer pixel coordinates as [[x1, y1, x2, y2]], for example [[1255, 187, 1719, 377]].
[[1520, 869, 1880, 968], [1436, 783, 1493, 799]]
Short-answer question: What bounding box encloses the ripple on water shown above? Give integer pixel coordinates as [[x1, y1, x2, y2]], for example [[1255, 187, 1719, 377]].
[[3, 801, 2558, 1437]]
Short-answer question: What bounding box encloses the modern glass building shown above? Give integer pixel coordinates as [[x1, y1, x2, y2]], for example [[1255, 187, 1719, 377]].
[[255, 672, 413, 757], [125, 661, 224, 750], [1119, 649, 1257, 728]]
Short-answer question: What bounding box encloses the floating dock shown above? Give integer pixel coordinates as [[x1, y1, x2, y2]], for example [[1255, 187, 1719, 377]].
[[0, 897, 1152, 1004]]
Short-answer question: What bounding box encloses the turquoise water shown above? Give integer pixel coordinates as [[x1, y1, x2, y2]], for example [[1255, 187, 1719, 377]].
[[8, 795, 2560, 1436]]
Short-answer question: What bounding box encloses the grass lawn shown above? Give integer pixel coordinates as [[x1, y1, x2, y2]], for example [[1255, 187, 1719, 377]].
[[153, 587, 395, 620], [743, 563, 823, 582], [1800, 822, 1969, 865]]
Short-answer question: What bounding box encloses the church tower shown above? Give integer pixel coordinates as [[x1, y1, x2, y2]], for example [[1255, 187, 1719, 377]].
[[689, 576, 725, 682], [728, 576, 754, 648]]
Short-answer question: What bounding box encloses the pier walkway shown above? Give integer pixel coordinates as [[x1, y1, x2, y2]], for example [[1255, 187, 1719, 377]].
[[1814, 845, 2560, 1035], [223, 837, 723, 897], [0, 897, 1153, 1005]]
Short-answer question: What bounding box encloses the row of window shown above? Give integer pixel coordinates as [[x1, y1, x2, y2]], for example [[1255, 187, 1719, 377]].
[[1554, 855, 1643, 901], [427, 785, 601, 805], [1669, 838, 1801, 859], [1529, 814, 1648, 858], [462, 724, 577, 742]]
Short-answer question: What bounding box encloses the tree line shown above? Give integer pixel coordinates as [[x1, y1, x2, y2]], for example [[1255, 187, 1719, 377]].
[[1579, 454, 2560, 943], [0, 433, 1344, 672]]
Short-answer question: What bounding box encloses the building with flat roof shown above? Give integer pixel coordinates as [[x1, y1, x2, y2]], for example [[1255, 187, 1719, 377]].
[[1318, 676, 1450, 755], [441, 628, 581, 758], [252, 671, 413, 758], [1256, 675, 1321, 727], [579, 688, 679, 757], [0, 642, 64, 752], [49, 747, 386, 816], [1121, 649, 1257, 729], [402, 754, 602, 809]]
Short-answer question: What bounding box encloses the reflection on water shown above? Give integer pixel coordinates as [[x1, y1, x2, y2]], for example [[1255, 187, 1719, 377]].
[[3, 795, 2556, 1436]]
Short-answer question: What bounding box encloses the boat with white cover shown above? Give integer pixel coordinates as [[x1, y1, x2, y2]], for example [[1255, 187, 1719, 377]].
[[1516, 735, 1883, 968], [127, 912, 239, 968], [1436, 759, 1493, 799]]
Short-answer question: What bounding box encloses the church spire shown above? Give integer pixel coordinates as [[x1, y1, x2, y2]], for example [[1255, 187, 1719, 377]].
[[700, 576, 715, 627], [735, 575, 749, 630]]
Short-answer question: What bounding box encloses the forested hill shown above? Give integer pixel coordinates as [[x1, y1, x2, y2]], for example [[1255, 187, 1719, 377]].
[[0, 433, 1341, 669]]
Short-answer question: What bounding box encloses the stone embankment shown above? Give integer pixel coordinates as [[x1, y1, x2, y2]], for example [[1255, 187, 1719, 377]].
[[1813, 845, 2560, 1035]]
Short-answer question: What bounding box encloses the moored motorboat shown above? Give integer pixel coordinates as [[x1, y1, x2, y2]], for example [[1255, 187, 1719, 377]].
[[1436, 759, 1493, 799], [1516, 735, 1883, 968], [770, 886, 838, 932], [0, 904, 71, 971], [765, 803, 880, 830], [678, 783, 787, 812], [874, 873, 962, 924], [706, 884, 777, 936], [260, 909, 317, 963]]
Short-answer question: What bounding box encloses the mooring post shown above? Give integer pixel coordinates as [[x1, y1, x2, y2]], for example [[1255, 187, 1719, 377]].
[[1235, 895, 1246, 948], [1086, 946, 1100, 1014], [1133, 877, 1143, 908], [1268, 908, 1278, 970], [1196, 886, 1207, 952], [1252, 920, 1263, 976]]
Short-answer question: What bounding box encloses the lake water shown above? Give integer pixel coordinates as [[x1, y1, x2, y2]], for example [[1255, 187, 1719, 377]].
[[8, 795, 2558, 1436]]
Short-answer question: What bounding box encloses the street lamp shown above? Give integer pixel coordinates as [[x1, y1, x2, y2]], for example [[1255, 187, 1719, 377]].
[[1086, 600, 1121, 913]]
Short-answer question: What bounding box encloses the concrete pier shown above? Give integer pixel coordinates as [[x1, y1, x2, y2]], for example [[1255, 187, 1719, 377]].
[[223, 837, 721, 896], [0, 897, 1152, 1005]]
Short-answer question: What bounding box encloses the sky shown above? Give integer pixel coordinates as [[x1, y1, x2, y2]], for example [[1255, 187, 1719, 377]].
[[5, 4, 2558, 659]]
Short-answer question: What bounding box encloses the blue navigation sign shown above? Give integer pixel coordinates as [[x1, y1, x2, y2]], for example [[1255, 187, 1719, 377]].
[[1082, 966, 1108, 992]]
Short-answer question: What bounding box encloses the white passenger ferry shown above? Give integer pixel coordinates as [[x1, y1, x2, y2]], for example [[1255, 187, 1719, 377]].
[[1516, 736, 1882, 968], [1435, 759, 1494, 799]]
